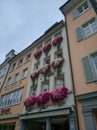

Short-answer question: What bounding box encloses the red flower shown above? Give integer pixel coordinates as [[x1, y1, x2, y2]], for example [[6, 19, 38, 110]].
[[52, 36, 63, 46], [24, 96, 36, 106], [43, 43, 52, 53], [34, 49, 42, 59], [36, 92, 51, 106], [51, 87, 68, 103]]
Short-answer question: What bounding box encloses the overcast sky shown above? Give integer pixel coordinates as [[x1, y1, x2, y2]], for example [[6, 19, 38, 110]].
[[0, 0, 67, 64]]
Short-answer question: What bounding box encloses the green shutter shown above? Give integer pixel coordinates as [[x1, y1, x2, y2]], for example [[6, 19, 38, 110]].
[[72, 9, 79, 19], [76, 26, 84, 41], [82, 56, 96, 83]]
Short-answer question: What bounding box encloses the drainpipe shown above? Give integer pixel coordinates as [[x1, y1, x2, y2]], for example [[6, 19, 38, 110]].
[[89, 0, 97, 14], [64, 16, 80, 130]]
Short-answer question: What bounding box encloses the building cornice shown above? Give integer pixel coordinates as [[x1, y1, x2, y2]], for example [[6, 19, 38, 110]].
[[0, 114, 19, 120], [60, 0, 81, 14]]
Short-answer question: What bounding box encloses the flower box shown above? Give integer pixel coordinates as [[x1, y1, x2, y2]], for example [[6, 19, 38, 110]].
[[34, 49, 42, 60], [52, 58, 64, 77], [43, 43, 52, 56], [30, 70, 40, 85], [52, 36, 63, 49], [40, 64, 51, 81], [36, 92, 51, 111], [51, 86, 68, 105]]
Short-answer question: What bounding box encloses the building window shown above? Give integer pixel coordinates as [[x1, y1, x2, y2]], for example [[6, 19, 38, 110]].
[[44, 56, 50, 65], [13, 73, 19, 83], [55, 75, 64, 88], [37, 44, 42, 50], [0, 88, 23, 108], [22, 68, 28, 78], [44, 39, 51, 44], [78, 1, 89, 14], [54, 31, 61, 37], [34, 62, 40, 70], [26, 53, 31, 61], [55, 49, 63, 59], [82, 51, 97, 83], [76, 16, 97, 41], [31, 86, 37, 96], [18, 59, 23, 66], [92, 55, 97, 69], [41, 81, 49, 92], [72, 1, 91, 19], [11, 63, 16, 71], [6, 77, 12, 86], [83, 18, 97, 38]]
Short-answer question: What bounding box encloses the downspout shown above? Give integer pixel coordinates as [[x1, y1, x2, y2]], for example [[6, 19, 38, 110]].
[[89, 0, 97, 14], [65, 15, 80, 130]]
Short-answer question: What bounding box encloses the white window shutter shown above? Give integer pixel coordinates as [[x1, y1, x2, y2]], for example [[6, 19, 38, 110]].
[[76, 26, 84, 41], [72, 9, 79, 19], [82, 56, 96, 83]]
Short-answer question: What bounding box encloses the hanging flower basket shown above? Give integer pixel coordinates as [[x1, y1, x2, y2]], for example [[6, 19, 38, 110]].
[[24, 96, 36, 112], [52, 58, 64, 77], [34, 49, 42, 60], [30, 70, 40, 85], [43, 43, 52, 56], [52, 36, 63, 50], [51, 86, 68, 106], [36, 92, 51, 111], [40, 64, 51, 81]]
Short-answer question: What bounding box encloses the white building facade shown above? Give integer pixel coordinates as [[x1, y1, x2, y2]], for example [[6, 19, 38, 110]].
[[19, 21, 77, 130]]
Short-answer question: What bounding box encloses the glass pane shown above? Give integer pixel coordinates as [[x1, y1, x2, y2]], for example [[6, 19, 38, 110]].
[[91, 21, 97, 33], [78, 6, 83, 13], [42, 83, 48, 92], [56, 78, 64, 88], [93, 55, 97, 69], [83, 25, 91, 37], [83, 2, 89, 9]]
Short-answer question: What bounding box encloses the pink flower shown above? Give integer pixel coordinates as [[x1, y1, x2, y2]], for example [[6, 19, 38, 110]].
[[51, 86, 68, 103], [34, 49, 42, 59], [52, 58, 64, 69], [52, 36, 63, 46], [24, 96, 36, 106], [43, 43, 52, 53], [40, 64, 51, 74], [36, 92, 51, 106], [30, 71, 40, 79]]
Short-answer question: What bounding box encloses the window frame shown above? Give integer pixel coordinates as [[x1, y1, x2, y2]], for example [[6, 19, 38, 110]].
[[43, 56, 50, 65], [82, 50, 97, 83], [76, 16, 97, 41], [0, 88, 23, 108], [55, 74, 65, 88], [22, 68, 28, 79], [41, 81, 49, 92], [55, 49, 63, 59], [26, 53, 31, 61]]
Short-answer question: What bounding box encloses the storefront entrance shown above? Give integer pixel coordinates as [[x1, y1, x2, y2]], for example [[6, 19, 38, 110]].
[[0, 124, 15, 130], [25, 117, 69, 130]]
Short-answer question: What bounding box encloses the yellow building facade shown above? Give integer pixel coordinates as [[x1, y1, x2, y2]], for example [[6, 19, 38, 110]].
[[0, 47, 34, 130]]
